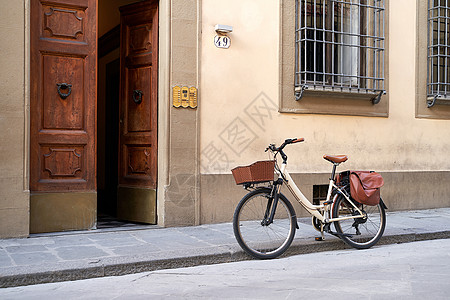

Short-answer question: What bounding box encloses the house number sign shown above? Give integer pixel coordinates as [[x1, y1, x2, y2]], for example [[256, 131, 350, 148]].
[[214, 35, 230, 49]]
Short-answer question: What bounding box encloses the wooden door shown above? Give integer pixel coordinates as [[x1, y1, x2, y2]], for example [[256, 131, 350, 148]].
[[117, 1, 158, 224], [30, 0, 97, 192]]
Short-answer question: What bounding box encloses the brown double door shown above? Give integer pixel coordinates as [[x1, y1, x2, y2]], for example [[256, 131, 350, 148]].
[[30, 0, 158, 230]]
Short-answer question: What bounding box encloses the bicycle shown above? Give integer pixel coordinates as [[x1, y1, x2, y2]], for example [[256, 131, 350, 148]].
[[232, 138, 387, 259]]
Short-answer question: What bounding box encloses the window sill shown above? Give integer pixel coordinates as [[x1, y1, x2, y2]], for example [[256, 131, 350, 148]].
[[296, 88, 383, 103], [426, 95, 450, 108], [279, 88, 389, 117], [416, 96, 450, 119]]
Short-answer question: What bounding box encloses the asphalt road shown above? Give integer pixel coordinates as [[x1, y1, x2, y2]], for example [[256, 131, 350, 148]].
[[1, 239, 449, 299]]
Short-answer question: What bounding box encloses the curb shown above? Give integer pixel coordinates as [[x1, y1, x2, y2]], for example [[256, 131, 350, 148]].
[[1, 231, 450, 288]]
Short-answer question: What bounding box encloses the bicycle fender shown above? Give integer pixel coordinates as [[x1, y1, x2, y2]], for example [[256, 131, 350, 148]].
[[380, 198, 388, 210]]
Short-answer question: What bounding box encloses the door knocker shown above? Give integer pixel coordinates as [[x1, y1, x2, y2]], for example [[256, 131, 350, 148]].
[[56, 83, 72, 100], [133, 89, 143, 104]]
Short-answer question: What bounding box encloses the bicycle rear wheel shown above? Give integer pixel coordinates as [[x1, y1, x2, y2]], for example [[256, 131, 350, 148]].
[[233, 188, 297, 259], [332, 194, 386, 249]]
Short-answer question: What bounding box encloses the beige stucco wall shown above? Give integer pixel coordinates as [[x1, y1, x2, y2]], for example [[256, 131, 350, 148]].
[[199, 0, 450, 221], [0, 0, 30, 238], [200, 0, 280, 172], [201, 0, 450, 174]]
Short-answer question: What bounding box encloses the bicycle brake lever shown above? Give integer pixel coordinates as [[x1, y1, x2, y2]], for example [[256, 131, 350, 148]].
[[266, 144, 277, 152]]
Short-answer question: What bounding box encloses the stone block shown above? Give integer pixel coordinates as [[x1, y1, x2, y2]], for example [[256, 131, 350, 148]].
[[0, 207, 29, 238]]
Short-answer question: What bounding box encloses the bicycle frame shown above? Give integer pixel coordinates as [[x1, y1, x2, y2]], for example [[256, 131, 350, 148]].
[[276, 162, 365, 224]]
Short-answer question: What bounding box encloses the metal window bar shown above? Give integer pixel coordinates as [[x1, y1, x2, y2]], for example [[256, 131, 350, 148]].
[[427, 0, 450, 107], [295, 0, 385, 103]]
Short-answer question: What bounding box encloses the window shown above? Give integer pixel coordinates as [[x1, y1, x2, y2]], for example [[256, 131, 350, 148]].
[[417, 0, 450, 118], [427, 0, 450, 107], [313, 184, 329, 205], [295, 0, 386, 103]]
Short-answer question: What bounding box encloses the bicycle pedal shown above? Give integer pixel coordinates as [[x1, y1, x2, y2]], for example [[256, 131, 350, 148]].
[[315, 236, 325, 241]]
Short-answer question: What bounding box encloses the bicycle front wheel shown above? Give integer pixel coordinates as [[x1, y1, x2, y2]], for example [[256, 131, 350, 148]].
[[233, 188, 297, 259], [332, 194, 386, 249]]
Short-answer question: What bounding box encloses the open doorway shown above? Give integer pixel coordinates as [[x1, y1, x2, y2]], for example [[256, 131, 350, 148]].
[[28, 0, 158, 233], [97, 0, 157, 228]]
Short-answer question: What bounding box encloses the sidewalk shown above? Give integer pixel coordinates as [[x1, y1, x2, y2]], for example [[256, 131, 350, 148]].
[[1, 208, 450, 288]]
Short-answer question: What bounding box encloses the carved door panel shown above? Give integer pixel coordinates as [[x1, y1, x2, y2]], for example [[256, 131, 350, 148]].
[[30, 0, 97, 192], [117, 1, 158, 224]]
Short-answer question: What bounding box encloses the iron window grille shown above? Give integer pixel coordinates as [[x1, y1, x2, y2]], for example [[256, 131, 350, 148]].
[[427, 0, 450, 107], [295, 0, 385, 104]]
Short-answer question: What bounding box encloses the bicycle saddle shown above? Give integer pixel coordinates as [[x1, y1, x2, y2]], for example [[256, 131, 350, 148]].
[[323, 155, 348, 164]]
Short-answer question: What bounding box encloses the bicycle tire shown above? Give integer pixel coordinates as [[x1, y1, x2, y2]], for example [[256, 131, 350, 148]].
[[233, 188, 297, 259], [332, 194, 386, 249]]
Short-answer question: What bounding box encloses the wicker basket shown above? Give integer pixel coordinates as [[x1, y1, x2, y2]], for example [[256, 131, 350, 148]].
[[231, 160, 275, 185]]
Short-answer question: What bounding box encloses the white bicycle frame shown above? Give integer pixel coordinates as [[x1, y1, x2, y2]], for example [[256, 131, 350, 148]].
[[276, 162, 365, 224]]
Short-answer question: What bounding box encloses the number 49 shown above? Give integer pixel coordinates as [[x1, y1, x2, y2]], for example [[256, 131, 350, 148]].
[[214, 35, 230, 49]]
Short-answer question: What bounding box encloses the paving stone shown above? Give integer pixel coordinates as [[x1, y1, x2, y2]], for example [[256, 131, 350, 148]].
[[10, 252, 59, 266], [0, 250, 13, 267], [47, 236, 97, 248], [55, 246, 110, 260], [110, 244, 163, 256], [5, 245, 48, 254], [87, 236, 144, 248], [130, 230, 182, 242]]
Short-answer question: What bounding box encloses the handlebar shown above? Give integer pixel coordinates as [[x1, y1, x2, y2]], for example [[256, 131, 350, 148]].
[[265, 137, 304, 152], [265, 137, 305, 163], [287, 137, 305, 144]]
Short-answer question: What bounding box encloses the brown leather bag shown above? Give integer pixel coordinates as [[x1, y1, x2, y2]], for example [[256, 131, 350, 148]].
[[349, 171, 384, 206]]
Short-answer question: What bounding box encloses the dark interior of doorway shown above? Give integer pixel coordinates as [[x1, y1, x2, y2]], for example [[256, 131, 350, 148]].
[[97, 25, 121, 228], [97, 56, 120, 227]]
